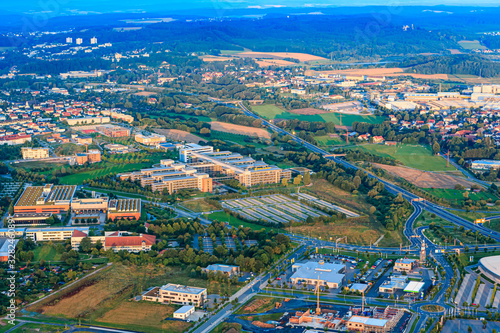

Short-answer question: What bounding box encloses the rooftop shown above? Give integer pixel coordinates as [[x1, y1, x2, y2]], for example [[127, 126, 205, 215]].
[[174, 305, 195, 314], [348, 315, 388, 328], [160, 284, 206, 295]]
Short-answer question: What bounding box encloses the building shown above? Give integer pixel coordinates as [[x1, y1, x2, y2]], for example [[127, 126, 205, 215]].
[[202, 264, 240, 277], [107, 199, 141, 221], [76, 137, 93, 145], [90, 37, 97, 44], [471, 160, 500, 171], [104, 231, 156, 252], [290, 261, 345, 289], [403, 281, 425, 294], [71, 229, 105, 250], [173, 305, 195, 320], [0, 228, 26, 238], [76, 38, 83, 45], [0, 238, 19, 262], [97, 124, 130, 137], [10, 213, 53, 226], [479, 255, 500, 283], [14, 184, 76, 214], [142, 284, 207, 307], [135, 133, 166, 146], [118, 160, 212, 195], [393, 258, 417, 273], [72, 197, 109, 214], [346, 316, 389, 333], [379, 276, 408, 293], [21, 147, 50, 160], [179, 144, 214, 162], [26, 227, 89, 242], [66, 37, 72, 43], [0, 134, 32, 145], [66, 116, 110, 126], [75, 150, 101, 165]]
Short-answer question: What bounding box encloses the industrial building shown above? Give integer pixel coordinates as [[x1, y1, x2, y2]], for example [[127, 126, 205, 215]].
[[14, 184, 76, 214], [142, 284, 207, 307], [72, 197, 109, 214], [290, 261, 345, 289], [21, 147, 50, 159], [107, 199, 142, 221]]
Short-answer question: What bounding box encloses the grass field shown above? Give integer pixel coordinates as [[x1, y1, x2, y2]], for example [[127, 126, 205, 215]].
[[212, 322, 242, 333], [315, 135, 345, 146], [347, 144, 455, 171], [59, 163, 148, 185], [205, 130, 268, 148], [251, 104, 385, 126], [206, 211, 276, 232], [414, 211, 454, 228], [33, 245, 62, 262], [181, 199, 220, 212], [423, 188, 498, 205]]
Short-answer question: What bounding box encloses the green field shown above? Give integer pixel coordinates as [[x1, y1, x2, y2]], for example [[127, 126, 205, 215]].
[[59, 163, 148, 185], [153, 112, 212, 122], [346, 143, 455, 171], [458, 40, 486, 50], [33, 245, 62, 262], [315, 135, 345, 146], [251, 104, 385, 126], [206, 211, 277, 232], [424, 188, 498, 205], [205, 130, 269, 148]]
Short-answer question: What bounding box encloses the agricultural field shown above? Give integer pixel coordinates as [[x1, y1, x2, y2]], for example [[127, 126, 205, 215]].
[[423, 188, 499, 205], [251, 104, 385, 126], [210, 121, 271, 139], [205, 130, 269, 148], [235, 51, 327, 62], [348, 144, 454, 171], [27, 264, 227, 333], [458, 40, 487, 50], [153, 128, 204, 144], [59, 163, 148, 185], [222, 194, 329, 224], [315, 135, 344, 147]]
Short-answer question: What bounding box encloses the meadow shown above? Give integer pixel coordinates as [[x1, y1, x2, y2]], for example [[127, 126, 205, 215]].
[[59, 163, 148, 185], [315, 135, 345, 147], [251, 104, 384, 126], [206, 211, 276, 232], [423, 188, 498, 205], [347, 143, 455, 171]]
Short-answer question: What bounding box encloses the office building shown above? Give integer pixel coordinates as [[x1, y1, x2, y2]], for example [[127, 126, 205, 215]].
[[135, 133, 166, 146], [142, 284, 207, 307], [75, 150, 101, 165], [393, 258, 417, 272], [97, 124, 130, 137], [26, 227, 89, 242], [21, 147, 50, 160], [66, 37, 72, 43], [14, 184, 76, 214], [76, 38, 83, 45], [72, 197, 109, 214], [107, 199, 141, 221], [90, 37, 97, 44]]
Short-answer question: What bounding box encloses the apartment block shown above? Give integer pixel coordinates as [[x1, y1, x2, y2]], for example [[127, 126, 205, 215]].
[[75, 149, 101, 165], [96, 124, 130, 137], [21, 147, 50, 160]]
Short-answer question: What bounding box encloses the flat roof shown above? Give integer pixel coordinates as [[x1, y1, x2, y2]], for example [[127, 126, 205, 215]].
[[480, 255, 500, 278], [404, 281, 425, 293], [349, 315, 388, 327], [204, 264, 239, 273], [472, 160, 500, 166], [160, 284, 206, 295], [174, 305, 195, 314], [291, 261, 344, 285]]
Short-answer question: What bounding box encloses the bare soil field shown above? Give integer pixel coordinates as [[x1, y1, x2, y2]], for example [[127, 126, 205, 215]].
[[372, 163, 476, 189], [134, 91, 157, 96], [255, 59, 297, 67], [306, 67, 449, 80], [236, 51, 327, 62], [153, 128, 204, 143], [288, 108, 328, 115], [211, 121, 271, 139], [322, 101, 364, 114], [201, 55, 234, 62]]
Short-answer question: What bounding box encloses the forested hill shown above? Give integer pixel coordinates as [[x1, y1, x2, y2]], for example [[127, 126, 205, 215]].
[[399, 55, 500, 78]]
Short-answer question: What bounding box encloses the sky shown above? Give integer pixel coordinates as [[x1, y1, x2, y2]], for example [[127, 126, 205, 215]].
[[1, 0, 499, 16]]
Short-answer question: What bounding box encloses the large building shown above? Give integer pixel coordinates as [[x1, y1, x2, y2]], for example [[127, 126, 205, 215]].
[[181, 144, 291, 187], [142, 284, 207, 307], [10, 213, 54, 226], [290, 261, 345, 289], [22, 147, 50, 160], [96, 124, 130, 137], [119, 160, 212, 195], [346, 316, 389, 333], [135, 133, 166, 146], [26, 227, 89, 242], [75, 150, 101, 165], [393, 258, 417, 273], [72, 197, 109, 214], [479, 255, 500, 283], [104, 231, 155, 252], [66, 117, 110, 126], [0, 238, 19, 262], [14, 184, 76, 214], [107, 199, 141, 221]]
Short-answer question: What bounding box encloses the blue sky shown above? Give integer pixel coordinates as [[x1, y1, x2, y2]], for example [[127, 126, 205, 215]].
[[2, 0, 499, 15]]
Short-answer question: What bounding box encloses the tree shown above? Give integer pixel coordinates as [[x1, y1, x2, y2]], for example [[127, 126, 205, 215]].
[[79, 237, 92, 253], [432, 141, 440, 155], [353, 176, 361, 189], [281, 178, 288, 187], [293, 175, 302, 185], [303, 172, 311, 186]]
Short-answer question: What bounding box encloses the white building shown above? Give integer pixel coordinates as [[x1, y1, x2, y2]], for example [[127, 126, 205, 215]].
[[66, 37, 72, 43], [90, 37, 98, 44], [290, 260, 345, 288], [76, 38, 83, 45], [173, 305, 195, 320]]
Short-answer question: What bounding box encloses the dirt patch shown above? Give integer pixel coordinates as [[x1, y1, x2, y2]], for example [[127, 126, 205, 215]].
[[201, 56, 234, 62], [255, 59, 297, 67], [134, 91, 157, 96], [211, 121, 271, 139], [252, 321, 274, 328], [288, 108, 328, 115], [306, 67, 449, 80], [153, 128, 204, 143], [372, 163, 476, 189], [236, 52, 326, 62]]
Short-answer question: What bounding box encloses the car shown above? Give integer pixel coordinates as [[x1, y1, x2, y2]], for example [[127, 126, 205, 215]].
[[276, 277, 281, 280]]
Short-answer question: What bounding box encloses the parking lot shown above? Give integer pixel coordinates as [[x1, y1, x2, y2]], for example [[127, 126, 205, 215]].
[[222, 194, 329, 224]]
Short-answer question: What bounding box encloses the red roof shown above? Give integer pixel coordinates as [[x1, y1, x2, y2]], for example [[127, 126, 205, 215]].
[[105, 234, 156, 248], [72, 229, 88, 238]]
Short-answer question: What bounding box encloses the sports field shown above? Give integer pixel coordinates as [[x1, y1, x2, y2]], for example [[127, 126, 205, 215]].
[[59, 163, 148, 185], [251, 104, 384, 126], [348, 144, 455, 171]]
